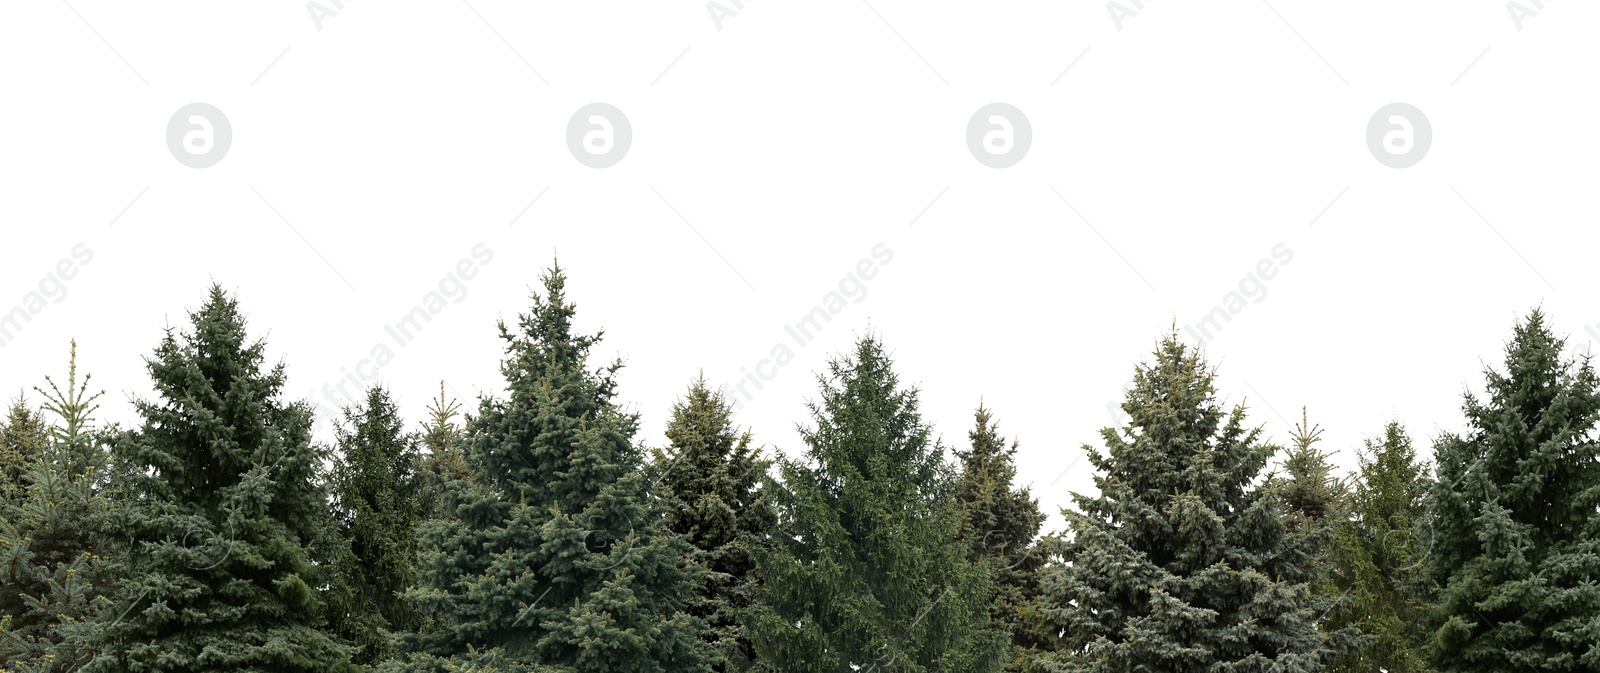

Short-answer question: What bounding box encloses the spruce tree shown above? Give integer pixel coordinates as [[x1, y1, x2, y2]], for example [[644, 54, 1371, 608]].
[[951, 404, 1047, 672], [1272, 409, 1348, 597], [418, 382, 469, 521], [1325, 422, 1431, 673], [84, 286, 356, 672], [396, 264, 709, 672], [0, 342, 116, 672], [1035, 333, 1356, 673], [0, 395, 49, 504], [327, 385, 425, 664], [747, 335, 1005, 673], [650, 376, 776, 672], [1427, 310, 1600, 672]]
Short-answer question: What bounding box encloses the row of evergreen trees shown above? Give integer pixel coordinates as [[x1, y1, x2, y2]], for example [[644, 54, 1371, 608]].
[[3, 265, 1599, 672]]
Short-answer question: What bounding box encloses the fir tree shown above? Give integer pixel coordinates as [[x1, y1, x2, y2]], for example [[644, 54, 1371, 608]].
[[650, 376, 776, 672], [396, 264, 709, 672], [0, 395, 49, 504], [0, 342, 117, 672], [327, 385, 425, 664], [84, 286, 356, 673], [951, 404, 1047, 672], [1325, 422, 1431, 673], [1427, 310, 1600, 672], [1035, 333, 1357, 673], [747, 335, 1006, 673]]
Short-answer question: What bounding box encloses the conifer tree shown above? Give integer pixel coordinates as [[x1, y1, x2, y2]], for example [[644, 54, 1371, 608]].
[[327, 385, 425, 664], [85, 286, 356, 673], [418, 382, 468, 521], [1427, 310, 1600, 672], [1272, 409, 1348, 596], [1035, 333, 1356, 673], [396, 265, 709, 672], [0, 342, 117, 672], [951, 404, 1047, 672], [1325, 422, 1431, 673], [0, 395, 48, 504], [651, 377, 776, 672], [747, 336, 1005, 673]]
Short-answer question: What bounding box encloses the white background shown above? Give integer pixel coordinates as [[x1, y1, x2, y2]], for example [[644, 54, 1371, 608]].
[[2, 0, 1596, 532]]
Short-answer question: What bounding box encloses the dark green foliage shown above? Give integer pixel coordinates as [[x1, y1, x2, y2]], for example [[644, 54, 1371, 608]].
[[0, 342, 117, 672], [327, 385, 425, 664], [1035, 333, 1357, 673], [85, 286, 356, 673], [396, 265, 709, 673], [747, 336, 1005, 673], [0, 396, 48, 504], [651, 377, 776, 672], [952, 405, 1047, 671], [1326, 422, 1431, 673], [1426, 310, 1600, 672]]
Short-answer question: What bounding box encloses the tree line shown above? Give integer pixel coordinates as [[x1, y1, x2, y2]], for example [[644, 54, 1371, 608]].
[[3, 264, 1599, 672]]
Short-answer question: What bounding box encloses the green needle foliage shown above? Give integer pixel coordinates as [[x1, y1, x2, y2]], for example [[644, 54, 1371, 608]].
[[85, 286, 356, 673], [748, 335, 1006, 673], [1326, 422, 1432, 673], [418, 383, 469, 521], [1035, 333, 1357, 673], [0, 342, 117, 673], [651, 376, 777, 672], [0, 395, 49, 505], [952, 405, 1047, 672], [327, 385, 426, 664], [396, 264, 709, 673], [1426, 310, 1600, 672]]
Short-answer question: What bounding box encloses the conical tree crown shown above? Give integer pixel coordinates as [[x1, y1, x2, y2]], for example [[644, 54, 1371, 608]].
[[475, 263, 623, 511], [750, 335, 1004, 673], [1427, 309, 1600, 672], [0, 395, 49, 503], [1038, 332, 1353, 673], [654, 376, 776, 672], [399, 265, 708, 673], [88, 285, 354, 673]]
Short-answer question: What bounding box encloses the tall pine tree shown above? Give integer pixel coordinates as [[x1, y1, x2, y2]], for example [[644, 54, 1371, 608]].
[[747, 335, 1005, 673], [85, 286, 356, 673], [651, 376, 776, 672], [396, 264, 709, 672], [1325, 422, 1431, 673], [1035, 333, 1356, 673], [327, 385, 425, 664], [1427, 310, 1600, 672], [952, 404, 1047, 672]]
